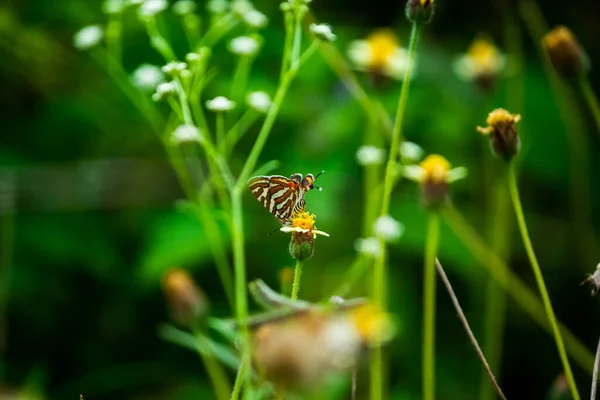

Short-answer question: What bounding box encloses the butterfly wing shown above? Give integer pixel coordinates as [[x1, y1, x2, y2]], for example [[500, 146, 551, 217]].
[[248, 175, 299, 224]]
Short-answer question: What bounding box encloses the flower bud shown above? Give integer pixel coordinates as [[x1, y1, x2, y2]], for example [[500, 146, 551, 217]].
[[477, 108, 521, 161], [289, 232, 314, 261], [405, 0, 435, 24], [162, 268, 208, 327], [542, 26, 589, 78]]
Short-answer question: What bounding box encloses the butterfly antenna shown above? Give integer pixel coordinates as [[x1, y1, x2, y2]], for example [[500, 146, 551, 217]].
[[266, 226, 281, 237], [315, 170, 325, 179], [314, 185, 323, 191]]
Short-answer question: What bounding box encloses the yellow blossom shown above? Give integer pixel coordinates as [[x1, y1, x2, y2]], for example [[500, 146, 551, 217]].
[[453, 35, 505, 90], [477, 108, 522, 160], [347, 29, 410, 80]]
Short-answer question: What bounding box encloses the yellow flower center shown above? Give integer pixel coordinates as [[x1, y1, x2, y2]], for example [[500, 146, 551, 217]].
[[542, 25, 576, 50], [420, 0, 434, 6], [366, 29, 400, 69], [350, 304, 390, 343], [291, 212, 316, 231], [477, 108, 521, 136], [467, 37, 500, 69], [420, 154, 451, 184]]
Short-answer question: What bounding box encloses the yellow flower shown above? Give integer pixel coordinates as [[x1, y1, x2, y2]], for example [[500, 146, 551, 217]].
[[349, 304, 395, 345], [403, 154, 467, 185], [453, 35, 505, 90], [347, 29, 410, 80], [403, 154, 467, 209], [280, 211, 329, 238], [477, 108, 521, 160], [281, 212, 329, 261], [542, 26, 588, 77]]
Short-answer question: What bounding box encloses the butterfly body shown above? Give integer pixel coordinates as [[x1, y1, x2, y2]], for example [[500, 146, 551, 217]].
[[248, 172, 321, 225]]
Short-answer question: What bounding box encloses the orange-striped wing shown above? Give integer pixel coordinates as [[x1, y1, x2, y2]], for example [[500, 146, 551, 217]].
[[248, 175, 303, 224]]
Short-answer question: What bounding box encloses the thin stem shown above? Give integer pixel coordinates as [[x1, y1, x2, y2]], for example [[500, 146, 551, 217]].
[[216, 112, 225, 151], [578, 75, 600, 137], [291, 10, 302, 67], [422, 213, 440, 400], [223, 110, 259, 155], [193, 329, 231, 400], [106, 12, 122, 68], [442, 205, 594, 373], [174, 78, 194, 125], [352, 364, 358, 400], [592, 336, 600, 400], [370, 22, 420, 400], [230, 353, 248, 400], [280, 10, 294, 77], [507, 163, 580, 400], [435, 258, 507, 400], [291, 260, 303, 300], [181, 14, 202, 51], [145, 17, 177, 61]]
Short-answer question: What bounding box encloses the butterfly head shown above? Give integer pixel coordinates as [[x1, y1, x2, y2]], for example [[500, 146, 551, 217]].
[[301, 170, 324, 192]]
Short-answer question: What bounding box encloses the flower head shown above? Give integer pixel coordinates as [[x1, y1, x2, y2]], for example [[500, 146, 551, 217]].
[[477, 108, 521, 160], [403, 154, 467, 209], [281, 212, 329, 261], [243, 10, 268, 28], [228, 35, 261, 56], [131, 64, 164, 91], [162, 61, 188, 76], [73, 25, 104, 50], [247, 91, 272, 113], [400, 141, 424, 163], [102, 0, 125, 14], [172, 124, 203, 144], [206, 96, 236, 112], [152, 81, 176, 101], [251, 304, 393, 389], [347, 29, 409, 81], [581, 263, 600, 296], [172, 0, 197, 15], [405, 0, 435, 24], [309, 23, 336, 42], [139, 0, 168, 18], [373, 215, 404, 242], [207, 0, 228, 14], [162, 268, 208, 327], [453, 35, 506, 91], [542, 26, 589, 78]]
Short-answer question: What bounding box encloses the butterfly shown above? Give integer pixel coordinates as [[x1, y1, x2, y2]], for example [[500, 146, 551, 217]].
[[248, 171, 323, 225]]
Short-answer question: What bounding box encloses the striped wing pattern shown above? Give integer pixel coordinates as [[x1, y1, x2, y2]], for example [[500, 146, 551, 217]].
[[248, 175, 303, 224]]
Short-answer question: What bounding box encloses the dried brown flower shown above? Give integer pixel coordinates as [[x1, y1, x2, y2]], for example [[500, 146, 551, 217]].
[[542, 26, 589, 78], [477, 108, 522, 160]]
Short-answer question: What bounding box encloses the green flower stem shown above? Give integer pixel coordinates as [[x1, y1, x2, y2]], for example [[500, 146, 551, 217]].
[[507, 163, 580, 400], [520, 0, 599, 267], [145, 17, 177, 61], [370, 22, 420, 400], [223, 110, 259, 155], [291, 260, 303, 301], [291, 10, 303, 67], [0, 212, 15, 356], [106, 12, 122, 67], [202, 13, 237, 47], [280, 10, 294, 78], [592, 336, 600, 400], [230, 56, 253, 104], [216, 112, 225, 152], [193, 329, 231, 400], [174, 79, 194, 125], [578, 75, 600, 137], [442, 205, 594, 373], [423, 212, 440, 400], [181, 13, 202, 51], [230, 353, 249, 400]]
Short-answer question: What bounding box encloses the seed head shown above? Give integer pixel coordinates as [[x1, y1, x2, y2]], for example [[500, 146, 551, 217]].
[[477, 108, 522, 160], [542, 26, 589, 78]]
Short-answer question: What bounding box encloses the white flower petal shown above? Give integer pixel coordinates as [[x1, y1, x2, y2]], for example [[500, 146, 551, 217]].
[[446, 167, 468, 183], [139, 0, 168, 17], [172, 124, 203, 144], [309, 23, 336, 42], [373, 215, 404, 242], [206, 96, 236, 112], [347, 40, 373, 70], [354, 237, 381, 257], [228, 36, 260, 56], [131, 64, 164, 91], [402, 165, 425, 182], [383, 48, 410, 80], [73, 25, 104, 50], [400, 141, 424, 163], [356, 145, 386, 166], [243, 10, 268, 28], [247, 91, 271, 113]]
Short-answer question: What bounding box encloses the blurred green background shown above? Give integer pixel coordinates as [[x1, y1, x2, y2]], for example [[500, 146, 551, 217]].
[[1, 0, 600, 399]]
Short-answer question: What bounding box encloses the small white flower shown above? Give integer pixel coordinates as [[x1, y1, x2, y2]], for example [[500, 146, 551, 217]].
[[453, 38, 506, 82], [152, 81, 176, 101], [228, 36, 260, 56], [207, 0, 228, 13], [400, 141, 424, 163], [172, 124, 203, 144], [206, 96, 236, 112], [139, 0, 168, 17], [172, 0, 197, 15], [243, 10, 268, 28], [354, 237, 382, 257], [231, 0, 254, 16], [373, 215, 404, 242], [186, 52, 201, 63], [162, 61, 188, 75], [73, 25, 104, 50], [127, 0, 144, 5], [102, 0, 125, 14], [356, 145, 386, 166], [383, 48, 410, 80], [131, 64, 164, 91], [246, 91, 271, 113], [309, 23, 336, 42]]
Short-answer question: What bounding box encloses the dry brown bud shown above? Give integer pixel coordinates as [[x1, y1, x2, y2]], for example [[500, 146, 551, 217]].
[[162, 268, 208, 327], [477, 108, 521, 160], [542, 26, 589, 78]]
